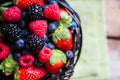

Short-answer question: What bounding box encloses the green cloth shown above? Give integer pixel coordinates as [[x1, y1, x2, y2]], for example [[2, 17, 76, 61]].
[[67, 0, 109, 80]]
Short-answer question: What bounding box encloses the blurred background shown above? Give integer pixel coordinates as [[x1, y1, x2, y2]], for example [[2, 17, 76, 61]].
[[68, 0, 120, 80], [106, 0, 120, 80]]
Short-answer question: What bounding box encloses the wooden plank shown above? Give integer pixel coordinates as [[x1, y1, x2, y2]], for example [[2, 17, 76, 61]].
[[105, 0, 120, 37], [108, 39, 120, 80]]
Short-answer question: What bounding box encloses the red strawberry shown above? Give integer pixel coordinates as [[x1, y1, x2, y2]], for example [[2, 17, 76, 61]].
[[29, 20, 48, 38], [55, 37, 72, 51], [0, 43, 10, 60], [43, 4, 60, 21], [59, 8, 72, 24], [45, 59, 64, 74], [19, 54, 34, 68], [16, 0, 44, 10], [45, 49, 67, 74], [38, 48, 52, 63], [15, 66, 46, 80], [60, 8, 70, 17], [2, 6, 21, 22], [53, 28, 73, 51]]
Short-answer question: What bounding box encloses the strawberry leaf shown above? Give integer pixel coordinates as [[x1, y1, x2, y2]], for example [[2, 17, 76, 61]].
[[50, 49, 67, 64], [1, 2, 13, 7], [67, 16, 72, 23], [0, 54, 18, 75], [60, 52, 67, 63], [52, 28, 70, 43], [14, 67, 19, 80], [0, 7, 8, 14], [62, 21, 71, 29], [60, 12, 68, 19]]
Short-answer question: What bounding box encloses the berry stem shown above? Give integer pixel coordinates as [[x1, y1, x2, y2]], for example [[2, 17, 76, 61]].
[[0, 2, 13, 7], [0, 7, 8, 14]]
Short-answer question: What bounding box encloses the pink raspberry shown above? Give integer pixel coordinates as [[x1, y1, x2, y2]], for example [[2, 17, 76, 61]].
[[19, 54, 34, 67], [29, 20, 48, 38], [2, 6, 21, 22], [0, 43, 10, 60], [39, 48, 52, 63]]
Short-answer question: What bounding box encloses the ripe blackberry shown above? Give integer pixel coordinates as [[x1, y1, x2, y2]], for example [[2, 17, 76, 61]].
[[26, 34, 45, 53], [1, 23, 21, 40], [26, 4, 43, 21]]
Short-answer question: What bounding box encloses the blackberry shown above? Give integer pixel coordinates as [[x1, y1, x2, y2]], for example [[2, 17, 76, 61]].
[[26, 34, 45, 53], [1, 23, 21, 40], [26, 4, 43, 21]]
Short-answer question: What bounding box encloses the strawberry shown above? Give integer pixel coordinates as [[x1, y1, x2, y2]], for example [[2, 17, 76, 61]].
[[0, 55, 18, 76], [16, 0, 44, 10], [29, 20, 48, 38], [2, 6, 21, 22], [45, 59, 64, 74], [43, 4, 60, 21], [15, 66, 46, 80], [59, 8, 72, 25], [45, 49, 67, 74], [60, 8, 70, 18], [52, 26, 73, 51]]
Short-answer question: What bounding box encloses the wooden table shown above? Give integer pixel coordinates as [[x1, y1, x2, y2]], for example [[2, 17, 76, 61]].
[[105, 0, 120, 80]]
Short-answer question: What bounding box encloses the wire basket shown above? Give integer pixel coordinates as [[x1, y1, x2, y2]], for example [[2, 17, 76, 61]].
[[43, 0, 82, 80], [0, 0, 82, 80]]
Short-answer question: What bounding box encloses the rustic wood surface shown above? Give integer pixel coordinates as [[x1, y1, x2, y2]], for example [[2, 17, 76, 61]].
[[106, 0, 120, 37], [105, 0, 120, 80]]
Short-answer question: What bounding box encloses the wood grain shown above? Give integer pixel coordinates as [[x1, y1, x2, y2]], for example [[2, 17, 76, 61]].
[[105, 0, 120, 37], [105, 0, 120, 80]]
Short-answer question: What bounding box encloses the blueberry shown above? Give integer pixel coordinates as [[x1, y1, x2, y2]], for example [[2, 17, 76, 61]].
[[34, 59, 43, 67], [48, 22, 58, 33], [70, 21, 77, 31], [42, 35, 49, 42], [15, 38, 25, 49], [21, 29, 29, 37], [43, 4, 48, 10], [50, 0, 58, 4], [44, 43, 55, 50], [22, 11, 26, 18], [66, 50, 74, 59], [13, 53, 22, 61], [18, 19, 27, 29]]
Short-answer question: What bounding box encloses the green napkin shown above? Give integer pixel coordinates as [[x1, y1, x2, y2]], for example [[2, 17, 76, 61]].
[[67, 0, 109, 80]]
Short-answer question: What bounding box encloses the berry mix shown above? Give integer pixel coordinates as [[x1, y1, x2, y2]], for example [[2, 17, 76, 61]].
[[0, 0, 78, 80]]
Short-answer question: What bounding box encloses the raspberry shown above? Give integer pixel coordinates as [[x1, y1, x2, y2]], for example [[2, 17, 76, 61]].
[[2, 6, 21, 22], [26, 34, 45, 53], [29, 20, 48, 38], [43, 4, 60, 21], [1, 23, 21, 40], [38, 48, 52, 63], [26, 4, 43, 21], [0, 43, 10, 60], [19, 54, 34, 67], [16, 0, 44, 10]]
